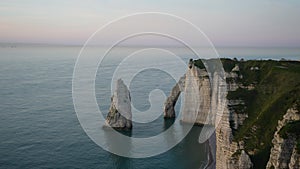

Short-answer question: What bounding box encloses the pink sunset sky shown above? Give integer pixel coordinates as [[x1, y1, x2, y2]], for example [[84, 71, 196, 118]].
[[1, 0, 300, 47]]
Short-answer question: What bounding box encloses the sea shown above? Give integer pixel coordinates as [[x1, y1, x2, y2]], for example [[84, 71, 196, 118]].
[[0, 44, 299, 169]]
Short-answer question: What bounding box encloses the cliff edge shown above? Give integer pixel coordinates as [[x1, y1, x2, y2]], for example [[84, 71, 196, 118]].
[[218, 59, 300, 169], [165, 58, 300, 169]]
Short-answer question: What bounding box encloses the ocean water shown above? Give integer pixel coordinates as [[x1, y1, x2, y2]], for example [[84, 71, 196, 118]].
[[0, 45, 299, 169], [0, 46, 208, 169]]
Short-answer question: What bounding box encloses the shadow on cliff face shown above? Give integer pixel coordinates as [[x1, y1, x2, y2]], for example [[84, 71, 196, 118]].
[[163, 118, 175, 130]]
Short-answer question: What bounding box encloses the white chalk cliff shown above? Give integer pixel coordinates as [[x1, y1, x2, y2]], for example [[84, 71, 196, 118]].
[[105, 79, 132, 129], [164, 59, 300, 169], [164, 61, 253, 169], [164, 60, 212, 125], [163, 75, 185, 118], [181, 62, 212, 124], [215, 65, 253, 169], [266, 106, 300, 169]]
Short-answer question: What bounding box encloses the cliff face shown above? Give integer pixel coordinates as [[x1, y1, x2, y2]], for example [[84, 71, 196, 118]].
[[218, 59, 300, 169], [215, 65, 253, 169], [289, 146, 300, 169], [164, 59, 300, 169], [105, 79, 132, 129], [164, 60, 253, 168], [181, 63, 212, 124], [163, 61, 212, 125], [266, 107, 300, 169]]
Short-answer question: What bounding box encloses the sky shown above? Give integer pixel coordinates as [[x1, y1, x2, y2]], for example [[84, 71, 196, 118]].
[[0, 0, 300, 47]]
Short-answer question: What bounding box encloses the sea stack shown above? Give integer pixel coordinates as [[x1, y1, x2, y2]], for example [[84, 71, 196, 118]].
[[105, 79, 132, 129]]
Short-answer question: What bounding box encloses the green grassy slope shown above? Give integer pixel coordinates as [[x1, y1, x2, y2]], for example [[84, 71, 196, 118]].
[[195, 59, 300, 169]]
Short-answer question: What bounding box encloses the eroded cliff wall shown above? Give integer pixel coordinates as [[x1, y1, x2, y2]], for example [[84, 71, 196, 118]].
[[164, 59, 300, 169], [266, 106, 300, 169], [181, 63, 212, 125], [215, 65, 253, 169], [163, 61, 212, 125]]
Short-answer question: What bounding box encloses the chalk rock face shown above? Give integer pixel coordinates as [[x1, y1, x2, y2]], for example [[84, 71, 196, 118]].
[[266, 106, 300, 169], [216, 107, 253, 169], [105, 79, 132, 129], [215, 102, 235, 169], [181, 63, 212, 124], [215, 67, 253, 169], [164, 60, 221, 125], [228, 99, 247, 130], [164, 60, 253, 168], [232, 64, 240, 72], [163, 75, 185, 118], [289, 146, 300, 169], [238, 150, 253, 169]]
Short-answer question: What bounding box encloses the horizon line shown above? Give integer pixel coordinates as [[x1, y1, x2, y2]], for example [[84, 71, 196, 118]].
[[1, 42, 300, 49]]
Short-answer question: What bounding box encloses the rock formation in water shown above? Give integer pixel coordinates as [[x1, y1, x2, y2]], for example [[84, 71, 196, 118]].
[[163, 59, 212, 125], [164, 59, 252, 168], [164, 59, 300, 169], [105, 79, 132, 129], [163, 75, 185, 118]]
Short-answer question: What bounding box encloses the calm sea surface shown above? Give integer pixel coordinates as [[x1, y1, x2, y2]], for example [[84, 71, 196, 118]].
[[0, 45, 299, 169]]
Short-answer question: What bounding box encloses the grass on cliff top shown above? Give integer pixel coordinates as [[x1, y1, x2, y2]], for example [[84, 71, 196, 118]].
[[194, 58, 300, 169], [229, 59, 300, 169]]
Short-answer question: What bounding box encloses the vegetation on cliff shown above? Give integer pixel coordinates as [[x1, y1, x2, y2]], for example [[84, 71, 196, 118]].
[[279, 120, 300, 153], [194, 58, 300, 169]]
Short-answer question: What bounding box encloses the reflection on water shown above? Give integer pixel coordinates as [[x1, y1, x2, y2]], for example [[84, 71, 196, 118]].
[[4, 46, 296, 168], [105, 118, 208, 169]]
